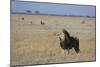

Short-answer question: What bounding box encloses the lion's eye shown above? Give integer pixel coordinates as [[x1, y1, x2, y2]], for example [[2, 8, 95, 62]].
[[60, 33, 62, 35]]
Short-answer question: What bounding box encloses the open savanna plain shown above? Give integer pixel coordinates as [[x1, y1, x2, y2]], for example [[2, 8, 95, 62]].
[[11, 14, 96, 66]]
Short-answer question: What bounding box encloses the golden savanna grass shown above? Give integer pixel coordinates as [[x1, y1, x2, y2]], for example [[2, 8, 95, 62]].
[[11, 14, 96, 66]]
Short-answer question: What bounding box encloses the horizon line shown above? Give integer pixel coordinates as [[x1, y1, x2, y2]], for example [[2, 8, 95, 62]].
[[11, 12, 96, 18]]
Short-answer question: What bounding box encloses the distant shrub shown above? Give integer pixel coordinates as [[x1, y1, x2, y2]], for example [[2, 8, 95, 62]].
[[21, 17, 24, 20], [81, 20, 85, 24], [34, 10, 40, 14], [26, 10, 32, 14]]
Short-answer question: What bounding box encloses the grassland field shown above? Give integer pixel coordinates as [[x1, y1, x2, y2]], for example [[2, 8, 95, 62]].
[[11, 14, 96, 66]]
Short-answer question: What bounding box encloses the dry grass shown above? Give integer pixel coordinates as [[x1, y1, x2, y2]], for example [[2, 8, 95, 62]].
[[11, 14, 96, 66]]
